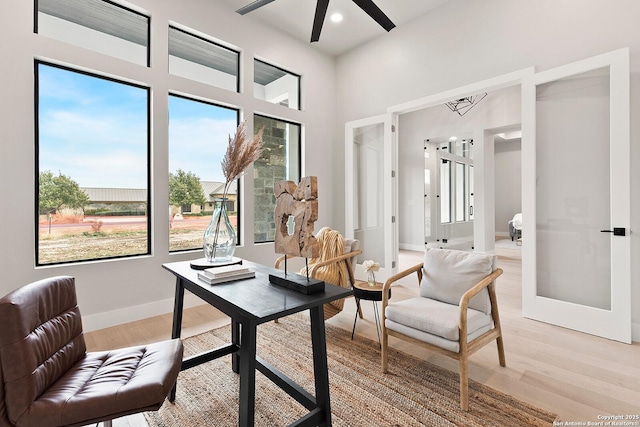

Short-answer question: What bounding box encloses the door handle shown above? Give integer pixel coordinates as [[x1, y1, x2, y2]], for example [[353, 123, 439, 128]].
[[600, 227, 626, 236]]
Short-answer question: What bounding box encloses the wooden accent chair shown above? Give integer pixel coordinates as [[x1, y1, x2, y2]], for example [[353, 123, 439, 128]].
[[276, 227, 362, 320], [0, 276, 183, 427], [381, 248, 505, 410]]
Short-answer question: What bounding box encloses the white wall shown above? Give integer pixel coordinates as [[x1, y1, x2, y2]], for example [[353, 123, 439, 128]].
[[334, 0, 640, 335], [0, 0, 336, 330], [495, 138, 522, 235]]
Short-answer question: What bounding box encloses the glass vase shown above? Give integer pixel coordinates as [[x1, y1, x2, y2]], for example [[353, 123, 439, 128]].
[[203, 198, 236, 263], [367, 270, 376, 287]]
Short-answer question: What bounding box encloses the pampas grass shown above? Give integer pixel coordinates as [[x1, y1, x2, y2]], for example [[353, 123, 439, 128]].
[[221, 118, 264, 197]]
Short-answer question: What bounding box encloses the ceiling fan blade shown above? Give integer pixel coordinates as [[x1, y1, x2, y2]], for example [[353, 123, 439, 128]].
[[351, 0, 396, 32], [236, 0, 276, 15], [310, 0, 330, 42]]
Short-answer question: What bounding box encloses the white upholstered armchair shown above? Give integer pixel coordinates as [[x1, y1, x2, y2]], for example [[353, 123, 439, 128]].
[[381, 248, 505, 410]]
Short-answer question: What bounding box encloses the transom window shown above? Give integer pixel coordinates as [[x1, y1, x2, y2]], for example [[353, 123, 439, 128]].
[[36, 0, 150, 66], [254, 59, 301, 110], [169, 26, 240, 92]]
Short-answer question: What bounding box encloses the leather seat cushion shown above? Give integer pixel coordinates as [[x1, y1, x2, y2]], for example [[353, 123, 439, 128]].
[[14, 339, 183, 427]]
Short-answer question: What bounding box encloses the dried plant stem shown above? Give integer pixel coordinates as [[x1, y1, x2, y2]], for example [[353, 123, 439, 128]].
[[211, 118, 264, 259]]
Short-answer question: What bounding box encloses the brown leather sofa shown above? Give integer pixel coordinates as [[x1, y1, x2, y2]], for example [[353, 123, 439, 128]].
[[0, 276, 183, 427]]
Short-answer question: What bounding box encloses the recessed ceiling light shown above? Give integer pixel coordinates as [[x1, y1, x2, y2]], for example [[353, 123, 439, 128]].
[[330, 13, 343, 23]]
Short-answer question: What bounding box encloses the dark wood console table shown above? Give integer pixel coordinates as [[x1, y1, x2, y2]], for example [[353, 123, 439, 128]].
[[163, 260, 352, 427]]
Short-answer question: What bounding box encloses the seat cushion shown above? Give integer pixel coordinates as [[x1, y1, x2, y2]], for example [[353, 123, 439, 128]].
[[420, 248, 496, 314], [386, 297, 492, 341], [385, 298, 492, 353], [14, 339, 183, 427]]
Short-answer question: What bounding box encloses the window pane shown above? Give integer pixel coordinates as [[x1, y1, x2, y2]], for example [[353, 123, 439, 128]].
[[440, 159, 451, 223], [253, 115, 301, 243], [37, 63, 149, 265], [37, 0, 149, 66], [456, 162, 466, 221], [254, 59, 300, 110], [168, 95, 239, 252], [169, 26, 239, 92]]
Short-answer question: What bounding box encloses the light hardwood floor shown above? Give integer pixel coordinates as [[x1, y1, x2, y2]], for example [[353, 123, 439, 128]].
[[85, 247, 640, 426]]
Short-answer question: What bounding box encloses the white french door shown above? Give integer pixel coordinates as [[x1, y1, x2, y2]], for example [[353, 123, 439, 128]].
[[522, 48, 631, 343], [345, 114, 397, 281]]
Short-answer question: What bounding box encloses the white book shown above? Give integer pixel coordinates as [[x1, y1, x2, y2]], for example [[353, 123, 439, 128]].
[[197, 270, 255, 285], [202, 264, 252, 279]]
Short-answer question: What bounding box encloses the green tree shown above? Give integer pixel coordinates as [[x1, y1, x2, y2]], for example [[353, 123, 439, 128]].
[[39, 171, 90, 215], [169, 169, 205, 212]]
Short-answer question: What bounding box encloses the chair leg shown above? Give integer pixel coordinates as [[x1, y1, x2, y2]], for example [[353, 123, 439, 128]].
[[459, 356, 469, 411], [381, 330, 388, 373], [496, 334, 506, 367]]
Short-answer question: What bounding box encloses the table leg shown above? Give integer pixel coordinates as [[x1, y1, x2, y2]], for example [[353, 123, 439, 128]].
[[309, 305, 332, 427], [169, 277, 185, 402], [351, 298, 362, 340], [238, 319, 257, 427], [372, 301, 382, 349], [231, 318, 240, 373]]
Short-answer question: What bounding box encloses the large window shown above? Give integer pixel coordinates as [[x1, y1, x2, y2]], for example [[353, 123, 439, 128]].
[[36, 0, 150, 66], [168, 95, 239, 252], [169, 26, 240, 92], [254, 59, 300, 110], [36, 62, 150, 265], [253, 115, 301, 243]]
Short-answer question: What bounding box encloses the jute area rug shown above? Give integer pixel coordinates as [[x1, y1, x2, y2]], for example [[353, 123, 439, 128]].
[[145, 315, 557, 426]]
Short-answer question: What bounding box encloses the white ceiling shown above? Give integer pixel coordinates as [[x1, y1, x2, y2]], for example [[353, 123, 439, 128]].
[[221, 0, 450, 56]]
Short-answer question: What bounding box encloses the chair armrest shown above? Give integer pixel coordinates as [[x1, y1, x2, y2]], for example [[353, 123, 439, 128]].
[[307, 249, 363, 275], [458, 268, 503, 327], [274, 255, 302, 269], [381, 263, 423, 311]]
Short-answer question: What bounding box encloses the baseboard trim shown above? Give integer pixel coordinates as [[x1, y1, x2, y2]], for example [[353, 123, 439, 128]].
[[632, 322, 640, 343], [399, 243, 425, 252], [82, 293, 206, 332]]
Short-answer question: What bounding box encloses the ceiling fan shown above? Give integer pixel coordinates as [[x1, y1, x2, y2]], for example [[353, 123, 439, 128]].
[[236, 0, 396, 42]]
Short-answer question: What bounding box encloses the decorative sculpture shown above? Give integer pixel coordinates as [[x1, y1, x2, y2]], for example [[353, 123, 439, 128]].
[[274, 176, 320, 258], [269, 176, 324, 294]]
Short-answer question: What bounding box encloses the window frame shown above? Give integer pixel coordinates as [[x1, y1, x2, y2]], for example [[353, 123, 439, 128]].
[[253, 113, 302, 244], [253, 58, 302, 110], [35, 0, 152, 67], [168, 25, 241, 93], [34, 60, 152, 266], [167, 92, 241, 253]]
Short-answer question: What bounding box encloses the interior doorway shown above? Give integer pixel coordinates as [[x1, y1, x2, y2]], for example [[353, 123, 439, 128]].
[[423, 133, 475, 251]]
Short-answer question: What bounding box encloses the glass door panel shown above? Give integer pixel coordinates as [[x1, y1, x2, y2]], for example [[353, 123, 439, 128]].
[[522, 48, 631, 343], [536, 67, 611, 309]]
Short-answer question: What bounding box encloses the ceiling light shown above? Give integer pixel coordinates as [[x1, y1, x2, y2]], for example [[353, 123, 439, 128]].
[[445, 93, 488, 116], [330, 13, 343, 23]]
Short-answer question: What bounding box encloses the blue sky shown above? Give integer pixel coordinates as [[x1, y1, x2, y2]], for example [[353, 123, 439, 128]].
[[38, 64, 238, 189]]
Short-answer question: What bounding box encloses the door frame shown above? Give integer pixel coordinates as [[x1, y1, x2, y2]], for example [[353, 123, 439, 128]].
[[345, 114, 396, 280], [387, 68, 532, 254], [521, 48, 631, 343]]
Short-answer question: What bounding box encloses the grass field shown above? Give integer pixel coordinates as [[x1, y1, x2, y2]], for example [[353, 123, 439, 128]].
[[37, 215, 233, 264]]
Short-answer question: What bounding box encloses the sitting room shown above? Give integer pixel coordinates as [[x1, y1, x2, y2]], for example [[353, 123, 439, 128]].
[[1, 0, 639, 426]]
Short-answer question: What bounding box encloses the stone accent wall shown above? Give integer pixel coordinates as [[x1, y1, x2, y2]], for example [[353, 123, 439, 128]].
[[253, 116, 288, 242]]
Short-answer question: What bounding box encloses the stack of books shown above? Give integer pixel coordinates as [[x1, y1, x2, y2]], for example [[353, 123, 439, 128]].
[[197, 264, 255, 285]]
